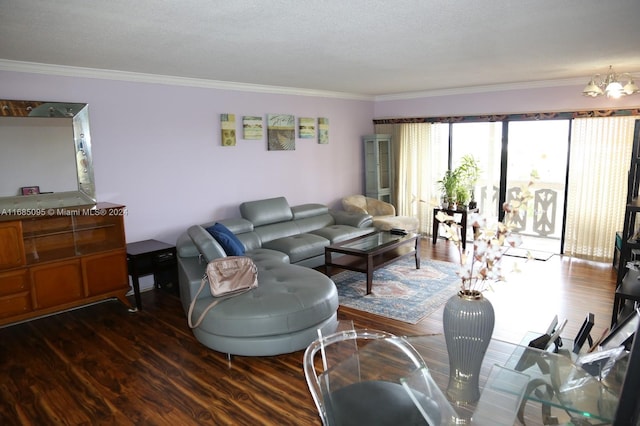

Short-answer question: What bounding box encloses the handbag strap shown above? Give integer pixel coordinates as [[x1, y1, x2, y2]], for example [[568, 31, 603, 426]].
[[187, 274, 211, 329], [187, 273, 256, 329]]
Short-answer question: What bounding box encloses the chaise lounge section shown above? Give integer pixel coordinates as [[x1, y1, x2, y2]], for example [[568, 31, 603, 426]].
[[177, 196, 373, 356], [342, 194, 419, 232]]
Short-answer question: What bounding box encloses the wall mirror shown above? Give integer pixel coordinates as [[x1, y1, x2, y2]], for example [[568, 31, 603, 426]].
[[0, 99, 96, 213]]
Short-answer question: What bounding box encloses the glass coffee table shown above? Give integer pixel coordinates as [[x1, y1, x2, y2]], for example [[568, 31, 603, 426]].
[[324, 231, 420, 294]]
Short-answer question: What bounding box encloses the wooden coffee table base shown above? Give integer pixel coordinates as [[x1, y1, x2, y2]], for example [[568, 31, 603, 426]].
[[325, 233, 420, 295]]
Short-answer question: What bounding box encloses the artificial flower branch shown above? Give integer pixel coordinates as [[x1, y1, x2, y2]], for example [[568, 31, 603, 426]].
[[436, 171, 539, 293]]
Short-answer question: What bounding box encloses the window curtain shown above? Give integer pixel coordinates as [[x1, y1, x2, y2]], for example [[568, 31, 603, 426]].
[[565, 116, 637, 262], [374, 122, 449, 234]]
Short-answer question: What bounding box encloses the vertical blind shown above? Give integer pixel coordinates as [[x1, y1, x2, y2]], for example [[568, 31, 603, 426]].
[[565, 116, 636, 262]]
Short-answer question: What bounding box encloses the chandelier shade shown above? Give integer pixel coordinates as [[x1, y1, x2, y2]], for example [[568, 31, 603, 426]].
[[582, 66, 639, 98]]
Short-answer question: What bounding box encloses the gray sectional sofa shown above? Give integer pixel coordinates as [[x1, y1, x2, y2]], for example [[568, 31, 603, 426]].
[[176, 196, 373, 356]]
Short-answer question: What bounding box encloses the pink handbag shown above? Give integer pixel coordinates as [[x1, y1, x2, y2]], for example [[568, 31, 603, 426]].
[[188, 256, 258, 328]]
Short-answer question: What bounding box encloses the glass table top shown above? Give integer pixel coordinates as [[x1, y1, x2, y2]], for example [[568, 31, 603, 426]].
[[341, 333, 622, 424], [330, 231, 416, 252], [409, 334, 621, 424]]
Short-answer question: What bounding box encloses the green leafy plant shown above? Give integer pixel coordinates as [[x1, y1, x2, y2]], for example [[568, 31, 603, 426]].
[[438, 169, 461, 205], [457, 155, 481, 190], [456, 186, 470, 206], [438, 155, 481, 208]]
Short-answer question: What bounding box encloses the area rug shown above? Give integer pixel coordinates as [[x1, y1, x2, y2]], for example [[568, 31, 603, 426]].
[[332, 258, 460, 324], [505, 247, 554, 261]]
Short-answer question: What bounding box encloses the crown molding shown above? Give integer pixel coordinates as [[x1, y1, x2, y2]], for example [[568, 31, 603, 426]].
[[0, 59, 374, 101], [6, 59, 630, 102]]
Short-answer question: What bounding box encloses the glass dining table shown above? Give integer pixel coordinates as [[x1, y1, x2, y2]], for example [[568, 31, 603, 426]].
[[354, 333, 622, 425]]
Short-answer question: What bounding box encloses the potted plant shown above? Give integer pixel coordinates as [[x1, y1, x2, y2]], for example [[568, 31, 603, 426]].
[[456, 185, 470, 208], [456, 155, 481, 210], [438, 169, 460, 209], [438, 156, 481, 210]]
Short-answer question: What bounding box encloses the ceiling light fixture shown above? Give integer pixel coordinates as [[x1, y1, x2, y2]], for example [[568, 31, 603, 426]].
[[583, 66, 639, 99]]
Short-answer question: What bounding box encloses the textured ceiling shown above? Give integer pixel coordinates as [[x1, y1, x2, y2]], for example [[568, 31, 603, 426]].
[[1, 0, 639, 97]]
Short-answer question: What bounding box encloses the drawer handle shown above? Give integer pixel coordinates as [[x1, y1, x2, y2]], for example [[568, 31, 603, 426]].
[[155, 253, 175, 261]]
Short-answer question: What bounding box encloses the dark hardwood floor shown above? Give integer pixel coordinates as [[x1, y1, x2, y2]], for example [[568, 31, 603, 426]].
[[0, 238, 618, 425]]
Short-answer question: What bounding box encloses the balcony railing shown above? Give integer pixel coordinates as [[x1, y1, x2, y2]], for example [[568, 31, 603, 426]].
[[477, 182, 564, 240]]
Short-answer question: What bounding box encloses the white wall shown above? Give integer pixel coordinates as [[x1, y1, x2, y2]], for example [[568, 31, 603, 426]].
[[0, 71, 375, 244]]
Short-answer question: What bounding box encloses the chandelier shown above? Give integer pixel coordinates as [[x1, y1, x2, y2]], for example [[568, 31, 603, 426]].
[[582, 66, 639, 98]]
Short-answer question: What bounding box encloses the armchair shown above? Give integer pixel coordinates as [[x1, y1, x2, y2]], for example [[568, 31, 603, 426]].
[[342, 195, 418, 232]]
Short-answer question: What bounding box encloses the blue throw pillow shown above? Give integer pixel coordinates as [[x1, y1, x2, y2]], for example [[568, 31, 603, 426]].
[[205, 223, 245, 256]]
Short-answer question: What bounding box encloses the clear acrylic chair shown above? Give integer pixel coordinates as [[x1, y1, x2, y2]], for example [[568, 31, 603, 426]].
[[303, 328, 433, 425]]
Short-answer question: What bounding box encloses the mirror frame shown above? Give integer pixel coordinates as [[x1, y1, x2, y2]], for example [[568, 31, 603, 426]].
[[0, 99, 96, 213]]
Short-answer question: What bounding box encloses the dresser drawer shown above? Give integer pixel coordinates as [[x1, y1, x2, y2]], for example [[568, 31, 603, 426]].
[[0, 269, 29, 297], [0, 291, 32, 318], [0, 221, 26, 270]]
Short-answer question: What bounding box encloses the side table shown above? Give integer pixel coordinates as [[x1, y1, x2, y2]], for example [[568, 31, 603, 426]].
[[126, 239, 178, 311], [612, 268, 640, 327], [432, 207, 475, 249]]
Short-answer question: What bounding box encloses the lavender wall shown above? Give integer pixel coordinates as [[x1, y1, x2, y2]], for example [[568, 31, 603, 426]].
[[3, 70, 638, 245], [0, 71, 375, 243]]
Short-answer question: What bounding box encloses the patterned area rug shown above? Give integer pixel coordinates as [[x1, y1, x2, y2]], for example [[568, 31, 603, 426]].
[[332, 258, 461, 324]]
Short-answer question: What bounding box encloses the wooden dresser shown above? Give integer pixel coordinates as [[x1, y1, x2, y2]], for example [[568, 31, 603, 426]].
[[0, 202, 130, 326]]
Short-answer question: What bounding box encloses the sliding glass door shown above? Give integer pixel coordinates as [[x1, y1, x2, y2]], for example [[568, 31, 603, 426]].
[[450, 120, 570, 254], [505, 120, 570, 253]]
